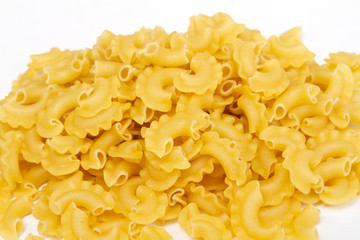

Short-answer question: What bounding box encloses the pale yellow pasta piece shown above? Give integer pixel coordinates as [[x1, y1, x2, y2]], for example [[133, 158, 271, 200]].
[[210, 114, 257, 161], [43, 50, 90, 84], [300, 116, 335, 137], [139, 226, 172, 240], [108, 139, 144, 163], [272, 83, 320, 120], [130, 98, 155, 124], [284, 204, 320, 240], [176, 92, 213, 120], [33, 196, 62, 238], [81, 121, 132, 170], [230, 181, 283, 240], [142, 112, 210, 158], [0, 130, 23, 190], [111, 34, 139, 64], [187, 183, 228, 216], [200, 131, 247, 185], [180, 138, 203, 161], [174, 155, 214, 188], [136, 67, 185, 112], [283, 147, 322, 194], [319, 171, 359, 205], [143, 41, 189, 67], [144, 146, 189, 173], [64, 101, 131, 138], [232, 38, 261, 80], [250, 140, 277, 179], [236, 87, 268, 133], [36, 83, 91, 138], [0, 91, 48, 129], [0, 196, 32, 240], [104, 158, 141, 187], [128, 185, 168, 224], [78, 76, 120, 117], [216, 79, 242, 97], [249, 59, 289, 98], [49, 178, 114, 216], [41, 146, 80, 176], [259, 197, 301, 225], [46, 135, 92, 155], [259, 163, 294, 206], [173, 52, 222, 95], [259, 125, 306, 151], [264, 27, 315, 68], [179, 203, 232, 240], [28, 47, 71, 70], [21, 127, 46, 163], [140, 160, 180, 191], [61, 203, 121, 240], [118, 79, 137, 101]]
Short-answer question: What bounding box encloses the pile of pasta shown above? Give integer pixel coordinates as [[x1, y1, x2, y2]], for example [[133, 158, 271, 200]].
[[1, 12, 360, 240]]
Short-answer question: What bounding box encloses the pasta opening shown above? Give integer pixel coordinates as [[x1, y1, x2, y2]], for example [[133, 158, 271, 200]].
[[344, 158, 351, 176], [163, 140, 173, 156], [15, 90, 26, 104], [144, 42, 159, 56], [220, 80, 235, 96], [274, 105, 286, 119], [50, 118, 62, 127], [24, 182, 36, 190], [307, 85, 320, 103], [314, 176, 324, 194], [95, 150, 107, 167], [121, 133, 132, 141], [104, 47, 113, 60], [93, 206, 105, 215], [116, 174, 127, 186], [15, 220, 23, 235], [323, 99, 334, 115], [71, 59, 82, 72], [222, 64, 232, 79], [265, 140, 275, 149], [119, 65, 131, 81], [229, 141, 237, 149]]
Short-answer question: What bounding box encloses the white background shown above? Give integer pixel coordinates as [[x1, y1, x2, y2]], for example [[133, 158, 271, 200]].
[[1, 0, 360, 239]]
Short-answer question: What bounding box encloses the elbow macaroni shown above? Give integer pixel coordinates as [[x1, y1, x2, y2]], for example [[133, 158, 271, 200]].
[[1, 12, 360, 240]]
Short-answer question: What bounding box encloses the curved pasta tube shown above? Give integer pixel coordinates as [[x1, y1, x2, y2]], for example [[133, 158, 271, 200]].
[[104, 158, 140, 187], [46, 135, 92, 155], [233, 38, 261, 80], [36, 83, 91, 138], [61, 203, 121, 240], [211, 12, 245, 45], [176, 92, 213, 120], [272, 83, 320, 120], [28, 47, 70, 70], [49, 180, 114, 216], [41, 147, 80, 176], [259, 197, 301, 225], [265, 27, 315, 68], [108, 140, 143, 163], [314, 156, 352, 183], [180, 138, 203, 161], [249, 59, 289, 98], [313, 139, 357, 160], [140, 160, 180, 191], [0, 196, 32, 240], [210, 116, 257, 161], [21, 127, 46, 163], [144, 42, 189, 67], [94, 60, 124, 78], [250, 140, 277, 179], [130, 98, 155, 124], [142, 112, 210, 158], [284, 204, 320, 240], [174, 52, 222, 95], [111, 34, 138, 64], [236, 87, 268, 133], [179, 203, 232, 240], [311, 63, 354, 101], [319, 171, 359, 205], [128, 185, 168, 224], [136, 67, 185, 112], [81, 121, 132, 170], [259, 164, 294, 206], [0, 131, 23, 190], [283, 147, 322, 194], [300, 116, 334, 137], [64, 101, 131, 138], [0, 91, 48, 129], [32, 196, 62, 238], [230, 181, 283, 240], [200, 131, 247, 185], [144, 146, 189, 173], [175, 155, 214, 188], [78, 76, 120, 117], [328, 102, 351, 128], [187, 183, 228, 216], [139, 226, 173, 240], [118, 79, 137, 101], [259, 125, 306, 151]]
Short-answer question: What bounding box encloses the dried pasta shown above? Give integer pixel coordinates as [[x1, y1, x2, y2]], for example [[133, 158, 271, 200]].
[[1, 12, 360, 240]]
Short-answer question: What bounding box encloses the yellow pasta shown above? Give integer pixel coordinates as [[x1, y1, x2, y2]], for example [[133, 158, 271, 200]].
[[2, 12, 360, 240]]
